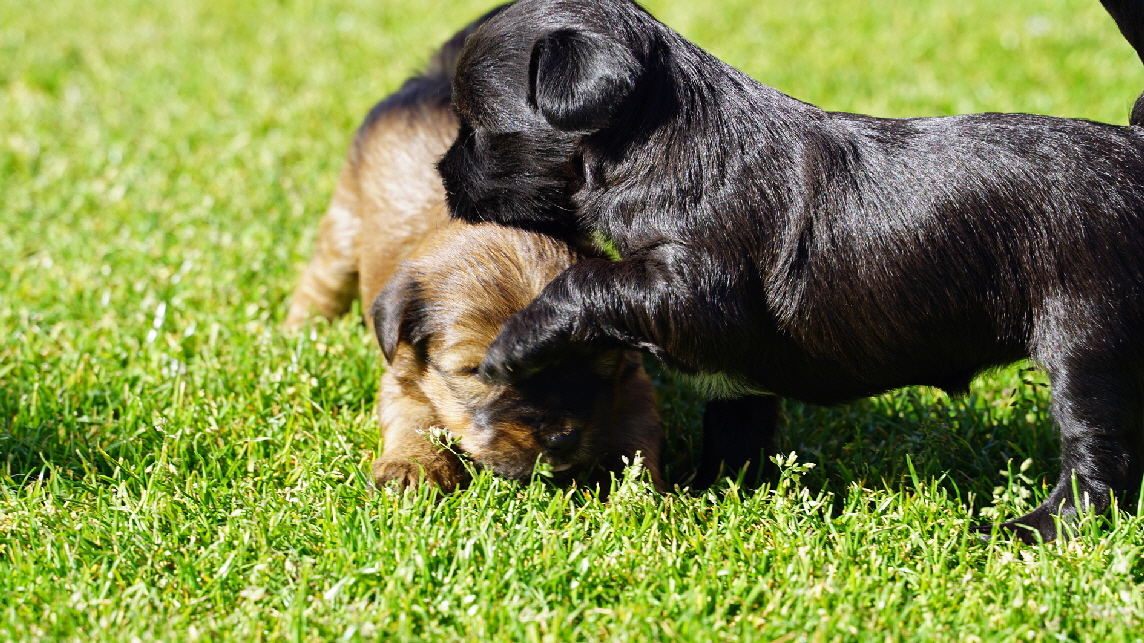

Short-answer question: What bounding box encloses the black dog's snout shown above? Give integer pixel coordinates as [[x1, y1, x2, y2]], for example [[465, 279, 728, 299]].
[[541, 429, 581, 455]]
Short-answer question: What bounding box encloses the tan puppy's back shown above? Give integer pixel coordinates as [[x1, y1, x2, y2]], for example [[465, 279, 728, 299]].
[[285, 99, 457, 329], [355, 106, 458, 323]]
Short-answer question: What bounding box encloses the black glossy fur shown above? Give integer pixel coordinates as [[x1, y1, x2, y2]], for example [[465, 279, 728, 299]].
[[438, 0, 1144, 542]]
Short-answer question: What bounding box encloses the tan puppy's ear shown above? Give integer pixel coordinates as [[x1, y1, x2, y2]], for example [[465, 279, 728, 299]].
[[529, 28, 641, 132], [370, 264, 429, 364]]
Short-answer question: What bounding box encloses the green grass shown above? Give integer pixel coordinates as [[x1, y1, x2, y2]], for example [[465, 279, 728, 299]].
[[3, 0, 1144, 640]]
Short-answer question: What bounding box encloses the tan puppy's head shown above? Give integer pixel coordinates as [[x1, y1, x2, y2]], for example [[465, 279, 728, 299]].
[[371, 219, 663, 488]]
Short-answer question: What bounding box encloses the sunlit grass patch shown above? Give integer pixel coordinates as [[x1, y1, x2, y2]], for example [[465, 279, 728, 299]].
[[3, 0, 1144, 640]]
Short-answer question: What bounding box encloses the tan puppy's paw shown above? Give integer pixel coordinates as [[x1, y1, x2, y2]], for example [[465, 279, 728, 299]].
[[371, 452, 466, 493]]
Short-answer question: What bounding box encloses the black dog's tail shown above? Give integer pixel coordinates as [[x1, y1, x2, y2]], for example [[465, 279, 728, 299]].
[[1099, 0, 1144, 125]]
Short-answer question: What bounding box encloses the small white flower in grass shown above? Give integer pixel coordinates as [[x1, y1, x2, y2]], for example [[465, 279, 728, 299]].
[[216, 552, 236, 580], [323, 575, 354, 601], [146, 300, 167, 344], [770, 451, 815, 474], [415, 426, 464, 458], [980, 458, 1035, 521], [610, 452, 656, 503]]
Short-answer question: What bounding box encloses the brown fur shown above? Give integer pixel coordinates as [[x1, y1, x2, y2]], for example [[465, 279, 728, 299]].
[[286, 30, 663, 493]]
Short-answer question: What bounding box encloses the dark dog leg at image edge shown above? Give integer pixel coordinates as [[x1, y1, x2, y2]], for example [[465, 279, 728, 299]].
[[977, 357, 1144, 541], [1100, 1, 1144, 124]]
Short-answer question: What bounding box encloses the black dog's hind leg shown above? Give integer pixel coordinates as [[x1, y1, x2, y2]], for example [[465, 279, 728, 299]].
[[692, 396, 781, 489], [996, 351, 1144, 543]]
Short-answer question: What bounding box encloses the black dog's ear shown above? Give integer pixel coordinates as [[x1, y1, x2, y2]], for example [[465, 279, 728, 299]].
[[530, 29, 641, 131], [370, 265, 429, 365]]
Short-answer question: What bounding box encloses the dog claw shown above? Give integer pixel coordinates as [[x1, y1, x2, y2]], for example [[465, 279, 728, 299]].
[[372, 457, 463, 493], [970, 518, 1053, 545]]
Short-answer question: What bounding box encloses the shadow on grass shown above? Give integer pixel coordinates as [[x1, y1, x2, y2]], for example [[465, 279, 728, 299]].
[[649, 359, 1066, 516], [2, 419, 76, 485], [0, 387, 133, 487]]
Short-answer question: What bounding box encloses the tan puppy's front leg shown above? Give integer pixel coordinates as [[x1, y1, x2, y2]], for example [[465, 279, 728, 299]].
[[285, 162, 362, 328], [372, 370, 468, 492]]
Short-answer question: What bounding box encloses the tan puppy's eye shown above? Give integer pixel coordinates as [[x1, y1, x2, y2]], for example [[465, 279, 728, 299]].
[[431, 350, 483, 377], [437, 362, 480, 378], [429, 351, 490, 401]]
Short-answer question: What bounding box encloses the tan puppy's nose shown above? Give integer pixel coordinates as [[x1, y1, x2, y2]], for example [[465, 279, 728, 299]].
[[541, 429, 581, 457]]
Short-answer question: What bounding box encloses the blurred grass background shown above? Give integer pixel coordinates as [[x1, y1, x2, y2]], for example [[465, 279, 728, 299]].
[[3, 0, 1144, 641]]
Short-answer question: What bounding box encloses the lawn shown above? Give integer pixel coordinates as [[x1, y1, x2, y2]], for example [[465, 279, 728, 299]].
[[3, 0, 1144, 640]]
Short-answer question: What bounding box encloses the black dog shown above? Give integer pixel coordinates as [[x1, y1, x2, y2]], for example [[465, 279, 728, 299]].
[[439, 0, 1144, 542]]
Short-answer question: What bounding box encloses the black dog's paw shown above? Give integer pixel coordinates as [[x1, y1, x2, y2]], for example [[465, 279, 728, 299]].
[[479, 332, 546, 383], [972, 506, 1067, 544], [480, 306, 571, 384]]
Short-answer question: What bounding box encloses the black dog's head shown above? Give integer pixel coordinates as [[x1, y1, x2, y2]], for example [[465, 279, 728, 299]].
[[437, 0, 656, 239]]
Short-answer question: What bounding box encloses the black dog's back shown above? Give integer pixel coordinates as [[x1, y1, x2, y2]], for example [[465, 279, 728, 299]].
[[756, 110, 1144, 402]]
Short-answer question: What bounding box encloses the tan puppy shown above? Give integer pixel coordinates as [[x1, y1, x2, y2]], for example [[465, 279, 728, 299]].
[[286, 13, 664, 493]]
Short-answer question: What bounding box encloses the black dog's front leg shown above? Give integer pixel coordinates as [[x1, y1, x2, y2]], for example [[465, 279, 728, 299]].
[[480, 253, 694, 383], [692, 395, 781, 489]]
